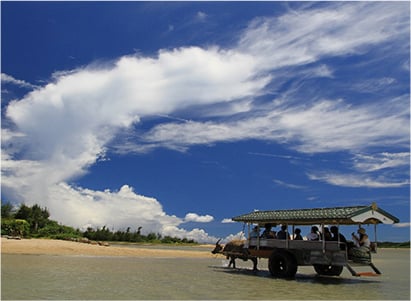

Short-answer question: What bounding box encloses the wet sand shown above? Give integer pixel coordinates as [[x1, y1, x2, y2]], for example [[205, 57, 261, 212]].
[[1, 238, 214, 258]]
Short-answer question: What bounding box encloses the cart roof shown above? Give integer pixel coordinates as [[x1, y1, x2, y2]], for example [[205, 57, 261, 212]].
[[232, 203, 399, 225]]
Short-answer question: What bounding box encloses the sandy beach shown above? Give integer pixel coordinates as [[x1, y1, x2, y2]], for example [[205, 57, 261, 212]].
[[1, 238, 214, 258]]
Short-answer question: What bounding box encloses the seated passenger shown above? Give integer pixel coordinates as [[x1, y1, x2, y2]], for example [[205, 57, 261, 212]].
[[250, 226, 259, 239], [330, 226, 347, 243], [349, 228, 371, 260], [261, 224, 276, 239], [293, 228, 303, 240], [276, 225, 290, 240], [306, 226, 320, 241], [323, 227, 332, 241], [352, 228, 370, 249]]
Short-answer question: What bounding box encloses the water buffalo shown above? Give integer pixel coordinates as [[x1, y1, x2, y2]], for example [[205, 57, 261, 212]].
[[211, 239, 258, 271]]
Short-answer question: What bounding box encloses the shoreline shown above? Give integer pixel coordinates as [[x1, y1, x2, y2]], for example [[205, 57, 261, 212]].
[[1, 238, 214, 258], [3, 238, 407, 259]]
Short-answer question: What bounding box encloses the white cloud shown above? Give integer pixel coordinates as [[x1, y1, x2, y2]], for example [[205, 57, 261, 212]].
[[196, 11, 207, 22], [350, 77, 397, 93], [1, 73, 39, 89], [184, 213, 214, 223], [222, 231, 246, 243], [3, 45, 269, 194], [273, 179, 306, 190], [48, 184, 177, 232], [238, 2, 408, 71], [307, 172, 410, 188], [162, 226, 217, 243], [248, 152, 298, 160], [221, 218, 235, 224], [353, 152, 410, 172], [392, 222, 411, 228], [304, 152, 410, 189], [47, 183, 217, 243], [278, 98, 409, 153], [139, 98, 409, 154], [5, 47, 268, 160]]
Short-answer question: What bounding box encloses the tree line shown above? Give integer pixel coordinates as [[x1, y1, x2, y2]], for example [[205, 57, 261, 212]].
[[1, 202, 197, 244]]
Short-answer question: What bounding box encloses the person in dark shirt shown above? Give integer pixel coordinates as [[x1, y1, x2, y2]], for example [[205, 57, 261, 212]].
[[330, 225, 348, 250], [330, 226, 347, 243], [277, 224, 290, 240], [323, 227, 332, 241], [261, 224, 276, 239], [293, 228, 303, 240]]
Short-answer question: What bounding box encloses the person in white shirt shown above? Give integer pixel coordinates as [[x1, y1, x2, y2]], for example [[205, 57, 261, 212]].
[[352, 227, 370, 249], [306, 226, 320, 241]]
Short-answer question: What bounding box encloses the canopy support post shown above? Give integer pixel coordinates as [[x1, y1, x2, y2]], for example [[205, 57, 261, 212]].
[[321, 224, 325, 253], [374, 223, 378, 253]]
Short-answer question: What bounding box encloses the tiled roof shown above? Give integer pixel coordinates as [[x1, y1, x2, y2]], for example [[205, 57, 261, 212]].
[[232, 204, 399, 225]]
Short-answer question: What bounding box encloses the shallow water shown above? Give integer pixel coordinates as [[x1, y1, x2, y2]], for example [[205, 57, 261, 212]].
[[2, 248, 409, 300]]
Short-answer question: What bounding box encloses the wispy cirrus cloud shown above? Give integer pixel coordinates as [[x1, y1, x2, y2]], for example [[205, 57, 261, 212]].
[[1, 73, 39, 89], [248, 152, 301, 161], [137, 97, 409, 154], [307, 172, 410, 188], [353, 152, 410, 172], [306, 152, 410, 189], [273, 179, 306, 190], [350, 77, 397, 93], [238, 2, 408, 71]]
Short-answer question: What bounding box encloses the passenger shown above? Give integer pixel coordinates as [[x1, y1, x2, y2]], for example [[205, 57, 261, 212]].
[[293, 228, 303, 240], [350, 227, 371, 258], [352, 228, 370, 249], [248, 226, 259, 249], [306, 226, 320, 241], [261, 224, 276, 239], [323, 227, 332, 241], [250, 226, 259, 239], [330, 226, 347, 243], [276, 225, 290, 240]]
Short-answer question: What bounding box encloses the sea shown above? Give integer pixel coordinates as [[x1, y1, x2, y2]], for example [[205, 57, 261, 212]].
[[1, 247, 409, 300]]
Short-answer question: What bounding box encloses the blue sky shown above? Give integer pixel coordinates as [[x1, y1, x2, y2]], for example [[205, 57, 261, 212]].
[[1, 1, 410, 243]]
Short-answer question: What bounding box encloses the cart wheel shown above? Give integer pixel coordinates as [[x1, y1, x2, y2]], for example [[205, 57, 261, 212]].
[[268, 251, 297, 278], [313, 264, 343, 276]]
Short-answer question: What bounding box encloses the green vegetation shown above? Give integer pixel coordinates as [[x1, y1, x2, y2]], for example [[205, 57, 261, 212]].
[[377, 241, 410, 248], [1, 202, 82, 239], [82, 225, 196, 244], [1, 219, 30, 237], [1, 202, 197, 244]]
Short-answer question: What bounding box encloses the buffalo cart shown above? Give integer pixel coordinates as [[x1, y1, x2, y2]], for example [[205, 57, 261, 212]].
[[228, 203, 399, 278]]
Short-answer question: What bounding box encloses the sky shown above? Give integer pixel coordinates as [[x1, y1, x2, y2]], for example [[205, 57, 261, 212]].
[[1, 1, 410, 243]]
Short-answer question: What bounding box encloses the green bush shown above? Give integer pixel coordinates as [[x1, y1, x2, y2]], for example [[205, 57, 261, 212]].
[[35, 220, 81, 238], [1, 219, 30, 237]]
